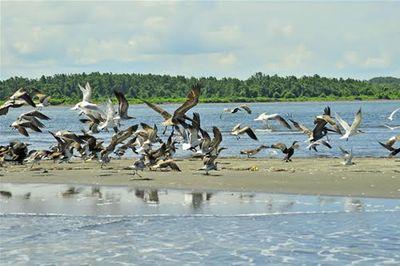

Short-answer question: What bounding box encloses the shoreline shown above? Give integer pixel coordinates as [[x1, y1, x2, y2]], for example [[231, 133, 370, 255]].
[[1, 157, 399, 199]]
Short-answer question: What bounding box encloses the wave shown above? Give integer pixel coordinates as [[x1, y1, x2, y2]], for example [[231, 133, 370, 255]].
[[2, 209, 399, 219]]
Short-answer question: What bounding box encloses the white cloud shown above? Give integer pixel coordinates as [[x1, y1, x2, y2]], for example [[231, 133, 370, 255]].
[[1, 1, 399, 79]]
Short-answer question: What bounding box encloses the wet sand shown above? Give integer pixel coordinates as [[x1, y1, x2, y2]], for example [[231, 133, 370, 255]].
[[1, 157, 399, 198]]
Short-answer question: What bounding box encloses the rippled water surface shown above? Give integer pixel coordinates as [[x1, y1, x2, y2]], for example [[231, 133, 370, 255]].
[[1, 183, 399, 264], [1, 101, 399, 157]]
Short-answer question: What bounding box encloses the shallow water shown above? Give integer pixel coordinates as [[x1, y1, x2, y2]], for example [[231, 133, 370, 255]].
[[1, 101, 399, 158], [1, 183, 399, 264]]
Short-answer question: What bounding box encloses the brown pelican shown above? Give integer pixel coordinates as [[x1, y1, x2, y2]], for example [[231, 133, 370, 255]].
[[11, 119, 42, 137], [254, 113, 291, 130], [0, 88, 36, 115], [114, 90, 135, 120], [335, 108, 363, 140], [313, 106, 342, 136], [379, 135, 400, 157], [269, 141, 299, 162], [197, 126, 223, 156], [388, 107, 400, 121], [240, 145, 269, 158], [142, 83, 201, 127]]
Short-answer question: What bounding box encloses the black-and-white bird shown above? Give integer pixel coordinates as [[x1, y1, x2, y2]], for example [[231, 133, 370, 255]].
[[231, 124, 258, 140]]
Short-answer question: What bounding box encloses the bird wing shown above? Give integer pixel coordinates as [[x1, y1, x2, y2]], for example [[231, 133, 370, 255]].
[[290, 119, 312, 137], [335, 113, 350, 132], [339, 146, 349, 155], [142, 100, 172, 120], [23, 110, 51, 120], [83, 82, 92, 102], [271, 143, 287, 151], [167, 161, 181, 172], [210, 126, 222, 148], [19, 92, 36, 108], [17, 126, 29, 137], [378, 141, 394, 151], [232, 123, 241, 132], [320, 140, 332, 149], [242, 127, 258, 140], [114, 90, 131, 118], [272, 114, 291, 129], [174, 84, 201, 116], [388, 107, 400, 120], [240, 104, 252, 114], [350, 108, 362, 132]]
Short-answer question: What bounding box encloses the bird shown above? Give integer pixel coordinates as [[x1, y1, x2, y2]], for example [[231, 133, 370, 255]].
[[388, 107, 400, 121], [339, 147, 354, 165], [231, 123, 258, 140], [254, 113, 291, 130], [182, 113, 202, 151], [0, 88, 36, 115], [199, 154, 218, 175], [383, 124, 400, 131], [269, 141, 299, 162], [378, 135, 400, 157], [150, 159, 181, 172], [335, 108, 363, 141], [220, 104, 252, 118], [313, 106, 342, 137], [32, 89, 51, 109], [142, 83, 201, 127], [240, 145, 269, 158], [71, 82, 106, 120], [114, 90, 135, 120], [131, 155, 146, 177], [98, 99, 120, 133], [306, 139, 332, 152], [11, 119, 42, 137]]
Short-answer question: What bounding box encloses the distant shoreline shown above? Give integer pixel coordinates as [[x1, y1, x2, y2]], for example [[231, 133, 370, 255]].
[[1, 97, 399, 106]]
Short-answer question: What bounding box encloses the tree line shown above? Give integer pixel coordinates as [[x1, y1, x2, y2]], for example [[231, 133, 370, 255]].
[[1, 72, 399, 104]]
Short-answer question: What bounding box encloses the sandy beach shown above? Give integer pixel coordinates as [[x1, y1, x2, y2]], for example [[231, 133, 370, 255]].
[[1, 157, 399, 198]]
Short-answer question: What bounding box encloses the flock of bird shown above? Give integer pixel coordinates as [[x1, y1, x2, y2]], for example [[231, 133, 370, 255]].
[[0, 83, 399, 176]]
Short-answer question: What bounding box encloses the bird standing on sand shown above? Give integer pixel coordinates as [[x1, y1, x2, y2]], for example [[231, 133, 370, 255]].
[[269, 141, 299, 162], [339, 147, 354, 165], [335, 108, 363, 141], [199, 155, 218, 175], [231, 123, 258, 140]]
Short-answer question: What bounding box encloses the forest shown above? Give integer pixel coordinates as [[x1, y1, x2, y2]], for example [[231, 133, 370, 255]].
[[1, 72, 399, 104]]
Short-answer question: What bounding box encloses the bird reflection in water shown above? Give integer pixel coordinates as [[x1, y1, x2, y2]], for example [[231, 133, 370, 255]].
[[184, 192, 213, 210]]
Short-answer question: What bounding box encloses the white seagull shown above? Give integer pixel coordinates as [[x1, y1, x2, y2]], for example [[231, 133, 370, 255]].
[[254, 113, 291, 130], [335, 108, 363, 141], [388, 107, 400, 121], [71, 82, 105, 119], [98, 99, 120, 133]]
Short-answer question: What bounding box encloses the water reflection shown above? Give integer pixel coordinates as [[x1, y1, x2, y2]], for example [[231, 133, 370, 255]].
[[184, 192, 213, 210], [0, 183, 397, 217]]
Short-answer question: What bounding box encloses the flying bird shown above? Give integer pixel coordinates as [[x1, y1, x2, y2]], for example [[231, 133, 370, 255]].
[[254, 113, 291, 130], [240, 145, 269, 158], [378, 135, 400, 157], [142, 83, 201, 127], [388, 107, 400, 121], [231, 123, 258, 140], [114, 90, 135, 120], [220, 104, 252, 118], [335, 108, 363, 141]]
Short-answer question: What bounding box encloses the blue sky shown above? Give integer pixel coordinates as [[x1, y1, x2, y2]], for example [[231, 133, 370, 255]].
[[1, 1, 399, 80]]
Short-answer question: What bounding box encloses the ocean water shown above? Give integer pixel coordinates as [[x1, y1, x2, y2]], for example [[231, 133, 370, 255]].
[[0, 101, 399, 158], [0, 184, 399, 264]]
